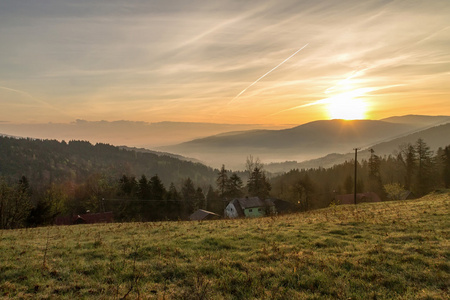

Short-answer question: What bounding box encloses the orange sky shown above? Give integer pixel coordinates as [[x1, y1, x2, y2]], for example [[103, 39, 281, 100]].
[[1, 0, 449, 125]]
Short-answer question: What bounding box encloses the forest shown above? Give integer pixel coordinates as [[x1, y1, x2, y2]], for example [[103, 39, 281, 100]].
[[0, 136, 449, 229]]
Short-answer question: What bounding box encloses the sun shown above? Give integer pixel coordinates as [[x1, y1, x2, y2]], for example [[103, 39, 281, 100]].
[[326, 89, 369, 120]]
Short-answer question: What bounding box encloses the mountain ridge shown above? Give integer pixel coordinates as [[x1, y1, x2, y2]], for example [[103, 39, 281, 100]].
[[159, 116, 450, 169], [265, 122, 450, 173]]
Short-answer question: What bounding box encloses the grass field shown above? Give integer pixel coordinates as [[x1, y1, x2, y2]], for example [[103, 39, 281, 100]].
[[1, 191, 449, 299]]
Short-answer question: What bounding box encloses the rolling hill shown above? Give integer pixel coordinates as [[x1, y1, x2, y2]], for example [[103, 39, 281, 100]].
[[159, 115, 450, 169], [0, 136, 217, 189], [1, 192, 448, 298], [265, 122, 450, 173]]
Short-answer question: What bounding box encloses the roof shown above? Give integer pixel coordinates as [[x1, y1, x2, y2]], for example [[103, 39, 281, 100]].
[[228, 199, 245, 217], [235, 197, 275, 209], [189, 209, 220, 221], [399, 190, 415, 200], [335, 192, 381, 205], [55, 212, 114, 225]]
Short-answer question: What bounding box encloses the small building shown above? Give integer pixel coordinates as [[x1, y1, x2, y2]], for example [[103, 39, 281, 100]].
[[335, 192, 381, 205], [224, 197, 276, 218], [189, 209, 221, 221], [55, 212, 114, 225], [399, 190, 415, 200]]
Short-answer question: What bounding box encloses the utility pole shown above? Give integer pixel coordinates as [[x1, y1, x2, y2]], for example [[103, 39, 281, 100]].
[[353, 148, 360, 205]]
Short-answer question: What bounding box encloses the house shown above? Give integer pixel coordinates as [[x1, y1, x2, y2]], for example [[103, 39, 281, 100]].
[[335, 192, 381, 205], [189, 209, 221, 221], [55, 212, 114, 225], [224, 197, 276, 218]]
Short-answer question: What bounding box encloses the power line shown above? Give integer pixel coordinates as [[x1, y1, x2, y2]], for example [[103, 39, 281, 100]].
[[102, 198, 184, 202]]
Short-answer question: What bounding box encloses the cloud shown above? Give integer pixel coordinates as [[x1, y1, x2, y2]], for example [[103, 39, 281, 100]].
[[0, 0, 449, 124]]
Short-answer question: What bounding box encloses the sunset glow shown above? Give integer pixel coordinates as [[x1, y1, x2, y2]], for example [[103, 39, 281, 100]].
[[326, 88, 372, 120], [0, 0, 449, 126], [328, 97, 367, 120]]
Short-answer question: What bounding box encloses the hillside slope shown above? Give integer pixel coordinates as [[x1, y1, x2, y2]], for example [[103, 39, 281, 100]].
[[266, 122, 450, 173], [160, 117, 449, 169], [0, 136, 217, 188], [1, 192, 448, 299]]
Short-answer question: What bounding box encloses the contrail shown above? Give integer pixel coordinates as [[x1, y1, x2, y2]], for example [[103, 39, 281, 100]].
[[0, 85, 71, 116], [228, 43, 308, 105]]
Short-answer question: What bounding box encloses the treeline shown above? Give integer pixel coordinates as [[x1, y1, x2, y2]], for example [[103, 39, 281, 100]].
[[1, 136, 449, 229], [0, 136, 217, 188], [0, 156, 274, 228], [270, 139, 450, 210], [0, 173, 211, 228]]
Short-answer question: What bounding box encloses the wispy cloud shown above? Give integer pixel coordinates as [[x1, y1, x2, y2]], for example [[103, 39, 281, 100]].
[[0, 0, 449, 124]]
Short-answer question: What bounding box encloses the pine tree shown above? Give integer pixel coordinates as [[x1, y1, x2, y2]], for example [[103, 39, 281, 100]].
[[247, 167, 271, 199], [295, 174, 315, 211], [415, 138, 434, 195], [206, 185, 222, 214], [166, 183, 181, 220], [150, 175, 166, 200], [397, 144, 416, 190], [368, 149, 384, 198], [181, 178, 197, 215], [137, 175, 151, 199], [441, 145, 450, 188], [216, 165, 228, 198], [196, 187, 206, 210], [226, 173, 243, 198]]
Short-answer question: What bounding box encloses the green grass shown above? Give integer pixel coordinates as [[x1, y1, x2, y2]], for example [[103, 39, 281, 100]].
[[1, 192, 449, 299]]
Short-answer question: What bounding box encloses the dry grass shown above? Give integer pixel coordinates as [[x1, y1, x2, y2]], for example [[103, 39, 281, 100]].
[[1, 191, 449, 299]]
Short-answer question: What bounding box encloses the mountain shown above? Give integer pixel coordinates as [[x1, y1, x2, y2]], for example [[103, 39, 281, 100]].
[[0, 120, 293, 149], [0, 136, 217, 189], [265, 122, 450, 173], [118, 146, 203, 164], [160, 116, 449, 169], [380, 115, 450, 127]]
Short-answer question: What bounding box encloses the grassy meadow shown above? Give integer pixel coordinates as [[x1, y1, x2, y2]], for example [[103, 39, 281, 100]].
[[1, 192, 449, 299]]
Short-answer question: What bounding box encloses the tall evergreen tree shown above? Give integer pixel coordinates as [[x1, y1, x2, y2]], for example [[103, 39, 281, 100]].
[[226, 173, 243, 198], [247, 167, 271, 199], [216, 165, 228, 198], [368, 149, 384, 197], [397, 144, 416, 190], [166, 183, 181, 220], [150, 175, 166, 200], [415, 138, 434, 195], [137, 175, 151, 199], [0, 178, 32, 229], [295, 174, 315, 211], [196, 187, 206, 210], [206, 185, 222, 214], [181, 178, 197, 216], [441, 145, 450, 188], [119, 175, 137, 197]]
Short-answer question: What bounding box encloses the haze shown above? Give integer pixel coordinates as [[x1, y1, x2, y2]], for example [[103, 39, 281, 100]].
[[1, 0, 449, 132]]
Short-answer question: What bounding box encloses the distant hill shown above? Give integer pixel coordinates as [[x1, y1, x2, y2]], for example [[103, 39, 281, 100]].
[[118, 146, 203, 164], [380, 115, 450, 127], [160, 116, 449, 169], [0, 136, 217, 188], [0, 120, 293, 149], [265, 122, 450, 173]]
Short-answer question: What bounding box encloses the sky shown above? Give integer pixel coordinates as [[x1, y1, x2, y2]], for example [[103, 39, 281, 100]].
[[1, 0, 449, 125]]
